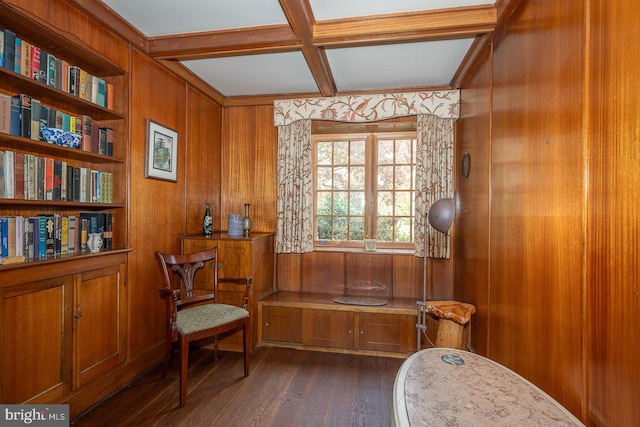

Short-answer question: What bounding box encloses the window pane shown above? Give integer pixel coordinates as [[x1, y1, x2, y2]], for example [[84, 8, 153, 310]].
[[377, 191, 393, 216], [395, 165, 412, 190], [350, 140, 365, 164], [395, 217, 412, 242], [378, 140, 394, 164], [350, 192, 365, 215], [334, 216, 348, 240], [334, 141, 349, 164], [350, 166, 365, 190], [395, 191, 412, 216], [395, 139, 413, 163], [317, 167, 333, 190], [317, 142, 332, 165], [349, 217, 364, 240], [334, 166, 349, 190], [317, 191, 332, 215], [377, 217, 393, 241], [334, 192, 348, 215], [317, 216, 331, 240], [378, 165, 394, 190]]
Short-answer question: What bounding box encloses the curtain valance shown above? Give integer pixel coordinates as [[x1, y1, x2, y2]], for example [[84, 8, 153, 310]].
[[273, 90, 459, 126]]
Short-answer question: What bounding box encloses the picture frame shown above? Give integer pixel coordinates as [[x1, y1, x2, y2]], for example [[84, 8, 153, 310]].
[[145, 119, 178, 182]]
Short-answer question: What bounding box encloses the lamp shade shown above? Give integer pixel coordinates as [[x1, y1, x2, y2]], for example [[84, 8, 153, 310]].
[[428, 198, 455, 233]]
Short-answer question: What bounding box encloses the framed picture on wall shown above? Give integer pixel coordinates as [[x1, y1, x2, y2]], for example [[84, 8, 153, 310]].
[[145, 119, 178, 182]]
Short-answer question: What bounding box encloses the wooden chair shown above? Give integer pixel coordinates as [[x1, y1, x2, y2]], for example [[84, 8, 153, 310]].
[[155, 247, 252, 407]]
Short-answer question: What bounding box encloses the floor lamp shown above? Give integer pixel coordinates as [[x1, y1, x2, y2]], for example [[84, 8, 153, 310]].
[[416, 198, 455, 350]]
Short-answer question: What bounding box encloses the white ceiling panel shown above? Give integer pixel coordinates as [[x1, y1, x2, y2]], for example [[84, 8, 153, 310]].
[[309, 0, 494, 20], [326, 39, 476, 91], [101, 0, 288, 36], [182, 52, 318, 97]]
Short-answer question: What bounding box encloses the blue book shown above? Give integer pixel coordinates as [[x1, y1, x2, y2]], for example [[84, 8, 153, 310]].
[[2, 30, 16, 71], [35, 216, 47, 259], [13, 37, 20, 73], [9, 95, 21, 136], [0, 31, 4, 67], [0, 216, 8, 257]]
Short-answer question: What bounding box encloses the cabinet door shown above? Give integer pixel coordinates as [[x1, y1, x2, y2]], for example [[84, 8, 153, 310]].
[[216, 240, 251, 279], [1, 276, 73, 403], [303, 309, 354, 349], [357, 313, 416, 353], [262, 306, 303, 343], [74, 263, 126, 388]]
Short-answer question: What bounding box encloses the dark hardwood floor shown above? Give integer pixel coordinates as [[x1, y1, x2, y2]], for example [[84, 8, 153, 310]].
[[71, 346, 406, 427]]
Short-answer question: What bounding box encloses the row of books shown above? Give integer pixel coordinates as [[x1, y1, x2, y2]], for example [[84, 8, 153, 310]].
[[0, 213, 113, 261], [0, 29, 114, 110], [0, 150, 114, 203], [0, 93, 114, 156]]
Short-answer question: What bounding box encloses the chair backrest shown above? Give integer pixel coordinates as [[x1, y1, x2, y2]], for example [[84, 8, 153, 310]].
[[155, 247, 219, 308]]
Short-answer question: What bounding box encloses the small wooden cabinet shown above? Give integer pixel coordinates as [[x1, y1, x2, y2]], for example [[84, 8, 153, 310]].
[[180, 232, 275, 351], [0, 252, 127, 404]]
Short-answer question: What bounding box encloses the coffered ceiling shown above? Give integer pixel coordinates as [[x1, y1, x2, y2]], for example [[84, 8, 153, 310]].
[[96, 0, 498, 100]]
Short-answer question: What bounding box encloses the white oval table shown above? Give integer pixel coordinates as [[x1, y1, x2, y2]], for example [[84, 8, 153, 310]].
[[392, 348, 584, 426]]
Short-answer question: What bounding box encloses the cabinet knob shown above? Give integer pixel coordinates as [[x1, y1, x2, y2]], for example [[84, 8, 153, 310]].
[[348, 329, 352, 334], [265, 322, 270, 327], [360, 330, 364, 335], [74, 311, 83, 319], [218, 262, 223, 270]]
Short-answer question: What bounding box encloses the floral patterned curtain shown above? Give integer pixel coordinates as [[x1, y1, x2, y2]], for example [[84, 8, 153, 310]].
[[274, 91, 459, 255], [414, 114, 455, 259], [275, 120, 314, 253]]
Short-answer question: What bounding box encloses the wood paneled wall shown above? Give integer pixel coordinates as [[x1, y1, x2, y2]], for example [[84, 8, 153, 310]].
[[127, 49, 187, 360], [586, 0, 640, 425], [458, 0, 640, 424]]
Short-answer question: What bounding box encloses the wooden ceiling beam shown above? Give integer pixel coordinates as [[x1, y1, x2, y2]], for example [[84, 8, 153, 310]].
[[313, 5, 497, 47], [279, 0, 337, 97], [146, 25, 301, 60]]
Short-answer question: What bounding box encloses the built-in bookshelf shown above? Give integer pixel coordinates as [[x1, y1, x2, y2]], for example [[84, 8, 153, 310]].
[[0, 3, 128, 267]]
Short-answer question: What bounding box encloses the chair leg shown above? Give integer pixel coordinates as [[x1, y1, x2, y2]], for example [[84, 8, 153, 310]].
[[243, 323, 250, 377], [179, 335, 189, 408], [213, 335, 219, 360]]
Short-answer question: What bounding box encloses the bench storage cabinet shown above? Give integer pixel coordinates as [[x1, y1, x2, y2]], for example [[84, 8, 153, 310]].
[[259, 292, 417, 357]]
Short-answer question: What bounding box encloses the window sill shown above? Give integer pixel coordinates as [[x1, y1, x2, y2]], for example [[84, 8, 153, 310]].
[[312, 246, 414, 255]]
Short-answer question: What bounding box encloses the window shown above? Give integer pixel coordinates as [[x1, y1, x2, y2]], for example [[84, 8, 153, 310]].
[[313, 131, 417, 249]]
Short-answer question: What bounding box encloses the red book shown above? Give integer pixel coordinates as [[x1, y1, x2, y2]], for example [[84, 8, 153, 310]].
[[44, 157, 54, 201], [30, 46, 41, 81]]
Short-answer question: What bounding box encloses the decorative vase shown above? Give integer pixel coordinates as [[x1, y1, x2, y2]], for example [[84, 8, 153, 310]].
[[87, 232, 103, 253], [243, 203, 252, 236]]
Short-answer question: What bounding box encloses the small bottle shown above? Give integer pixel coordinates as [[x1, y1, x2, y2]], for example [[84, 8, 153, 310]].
[[203, 203, 212, 237]]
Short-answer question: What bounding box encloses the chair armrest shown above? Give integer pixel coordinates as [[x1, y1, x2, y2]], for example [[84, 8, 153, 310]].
[[219, 277, 252, 309]]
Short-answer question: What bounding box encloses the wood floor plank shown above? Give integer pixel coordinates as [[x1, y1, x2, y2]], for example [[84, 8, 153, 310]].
[[71, 347, 405, 427]]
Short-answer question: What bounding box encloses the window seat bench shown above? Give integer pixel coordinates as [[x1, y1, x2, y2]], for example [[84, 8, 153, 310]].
[[257, 292, 420, 358]]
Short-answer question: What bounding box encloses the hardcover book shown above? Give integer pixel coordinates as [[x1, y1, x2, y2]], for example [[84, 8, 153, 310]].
[[20, 39, 30, 78], [0, 151, 4, 198], [44, 156, 54, 201], [13, 36, 20, 73], [4, 150, 14, 199], [13, 151, 24, 200], [36, 156, 44, 200], [38, 50, 48, 82], [9, 95, 21, 136], [47, 53, 56, 87], [19, 93, 32, 139], [53, 159, 62, 201], [30, 98, 40, 141], [61, 215, 68, 255], [30, 45, 41, 80], [0, 93, 10, 134], [2, 29, 16, 71]]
